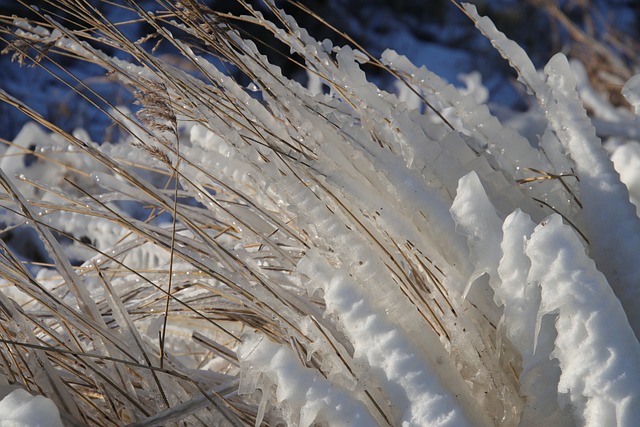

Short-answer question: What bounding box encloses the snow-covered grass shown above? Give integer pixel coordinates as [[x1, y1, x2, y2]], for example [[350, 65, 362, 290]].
[[0, 1, 639, 426]]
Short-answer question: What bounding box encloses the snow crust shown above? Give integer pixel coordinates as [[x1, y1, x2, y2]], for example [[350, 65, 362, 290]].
[[0, 388, 63, 427]]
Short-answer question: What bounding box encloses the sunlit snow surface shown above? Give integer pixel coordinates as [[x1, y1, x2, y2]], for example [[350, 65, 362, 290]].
[[2, 2, 640, 426], [0, 383, 63, 427]]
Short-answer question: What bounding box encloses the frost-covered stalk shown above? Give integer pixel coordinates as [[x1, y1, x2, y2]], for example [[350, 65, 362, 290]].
[[462, 3, 640, 337], [0, 1, 639, 426]]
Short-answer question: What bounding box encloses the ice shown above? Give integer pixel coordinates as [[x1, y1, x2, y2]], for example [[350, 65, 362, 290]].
[[497, 210, 568, 425], [622, 73, 640, 115], [0, 123, 48, 182], [457, 72, 489, 105], [462, 4, 547, 99], [570, 60, 622, 123], [450, 171, 503, 302], [381, 46, 552, 220]]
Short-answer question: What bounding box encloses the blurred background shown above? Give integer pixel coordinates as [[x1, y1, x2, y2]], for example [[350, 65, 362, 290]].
[[1, 0, 639, 142]]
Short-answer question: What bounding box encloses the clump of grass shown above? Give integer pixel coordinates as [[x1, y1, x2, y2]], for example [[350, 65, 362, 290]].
[[0, 1, 639, 426]]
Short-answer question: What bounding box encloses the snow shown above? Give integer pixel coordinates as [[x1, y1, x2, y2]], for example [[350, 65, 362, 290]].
[[543, 53, 640, 337], [452, 170, 640, 426], [296, 250, 472, 427], [622, 73, 640, 115], [0, 388, 63, 427], [497, 210, 566, 425], [238, 332, 378, 427], [526, 215, 640, 427], [611, 141, 640, 214]]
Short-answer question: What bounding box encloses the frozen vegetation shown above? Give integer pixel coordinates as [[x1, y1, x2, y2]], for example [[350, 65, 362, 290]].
[[0, 1, 639, 426]]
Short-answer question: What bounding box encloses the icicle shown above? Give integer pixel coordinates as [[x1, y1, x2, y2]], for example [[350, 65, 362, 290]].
[[450, 171, 502, 311], [497, 211, 569, 425], [462, 4, 548, 100]]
